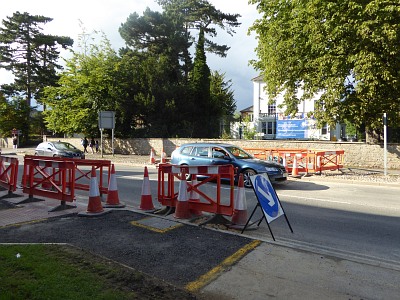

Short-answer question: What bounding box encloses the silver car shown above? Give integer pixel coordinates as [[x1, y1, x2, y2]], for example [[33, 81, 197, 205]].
[[35, 141, 85, 159]]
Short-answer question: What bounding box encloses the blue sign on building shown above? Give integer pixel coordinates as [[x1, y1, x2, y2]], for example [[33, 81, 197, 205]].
[[276, 119, 310, 139]]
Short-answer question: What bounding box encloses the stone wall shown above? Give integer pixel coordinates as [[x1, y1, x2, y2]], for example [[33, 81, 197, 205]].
[[44, 136, 400, 169]]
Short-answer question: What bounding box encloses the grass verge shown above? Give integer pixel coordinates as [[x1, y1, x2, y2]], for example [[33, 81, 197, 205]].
[[0, 244, 196, 300]]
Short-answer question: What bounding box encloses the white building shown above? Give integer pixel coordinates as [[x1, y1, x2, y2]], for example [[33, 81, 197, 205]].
[[248, 75, 344, 140]]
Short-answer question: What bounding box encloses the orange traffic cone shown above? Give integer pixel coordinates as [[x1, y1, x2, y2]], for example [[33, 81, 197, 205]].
[[104, 164, 125, 208], [291, 155, 300, 178], [149, 148, 156, 164], [139, 166, 155, 211], [161, 149, 167, 163], [174, 170, 192, 219], [41, 167, 52, 190], [229, 174, 248, 229], [79, 166, 109, 216], [189, 175, 202, 217]]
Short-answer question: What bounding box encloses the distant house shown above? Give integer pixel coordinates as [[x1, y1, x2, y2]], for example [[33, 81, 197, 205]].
[[239, 105, 253, 122], [249, 75, 344, 140]]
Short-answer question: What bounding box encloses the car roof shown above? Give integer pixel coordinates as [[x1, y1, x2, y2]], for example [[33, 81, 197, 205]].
[[37, 141, 69, 147], [179, 143, 235, 147]]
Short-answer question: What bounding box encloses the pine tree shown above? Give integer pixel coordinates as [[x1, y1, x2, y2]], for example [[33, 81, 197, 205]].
[[0, 11, 73, 140]]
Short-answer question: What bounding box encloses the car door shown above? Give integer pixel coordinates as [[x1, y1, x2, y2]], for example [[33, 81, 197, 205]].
[[210, 147, 231, 166], [43, 142, 54, 157], [189, 146, 212, 166]]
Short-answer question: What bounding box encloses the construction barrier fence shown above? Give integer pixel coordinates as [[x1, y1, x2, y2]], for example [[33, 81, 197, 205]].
[[23, 155, 111, 195], [22, 157, 76, 202], [244, 148, 345, 175], [0, 155, 19, 193], [158, 164, 235, 216]]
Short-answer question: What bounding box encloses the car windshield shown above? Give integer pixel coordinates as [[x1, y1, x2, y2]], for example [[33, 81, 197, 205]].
[[53, 142, 76, 150], [224, 146, 253, 159]]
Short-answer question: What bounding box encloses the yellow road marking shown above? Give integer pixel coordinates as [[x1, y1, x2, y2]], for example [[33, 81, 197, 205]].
[[185, 239, 261, 292], [130, 219, 182, 233], [0, 218, 48, 229]]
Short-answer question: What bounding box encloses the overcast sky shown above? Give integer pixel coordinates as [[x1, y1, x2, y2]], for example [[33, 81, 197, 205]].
[[0, 0, 260, 111]]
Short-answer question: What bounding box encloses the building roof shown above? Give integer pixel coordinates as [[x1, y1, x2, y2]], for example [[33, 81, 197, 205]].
[[240, 106, 253, 113], [251, 75, 263, 82]]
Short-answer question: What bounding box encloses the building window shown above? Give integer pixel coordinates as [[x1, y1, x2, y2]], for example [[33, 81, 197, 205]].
[[321, 123, 328, 135], [261, 122, 267, 134], [267, 122, 273, 134], [262, 121, 276, 135], [268, 102, 276, 115]]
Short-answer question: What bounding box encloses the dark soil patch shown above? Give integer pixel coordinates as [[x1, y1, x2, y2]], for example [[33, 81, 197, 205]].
[[0, 199, 18, 210], [49, 245, 198, 299]]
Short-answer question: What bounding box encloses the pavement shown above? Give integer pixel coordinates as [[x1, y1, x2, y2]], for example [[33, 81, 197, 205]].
[[1, 147, 400, 299]]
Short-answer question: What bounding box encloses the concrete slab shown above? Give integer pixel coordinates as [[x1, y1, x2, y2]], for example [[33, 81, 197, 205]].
[[131, 216, 182, 233]]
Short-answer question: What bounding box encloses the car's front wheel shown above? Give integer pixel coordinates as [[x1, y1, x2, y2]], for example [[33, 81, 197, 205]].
[[242, 169, 256, 188]]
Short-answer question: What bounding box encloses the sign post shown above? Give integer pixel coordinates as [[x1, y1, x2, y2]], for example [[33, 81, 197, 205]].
[[98, 111, 115, 157], [241, 174, 293, 240], [383, 113, 387, 176]]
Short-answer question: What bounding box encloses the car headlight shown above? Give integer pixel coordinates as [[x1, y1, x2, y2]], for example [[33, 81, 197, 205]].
[[265, 167, 279, 172]]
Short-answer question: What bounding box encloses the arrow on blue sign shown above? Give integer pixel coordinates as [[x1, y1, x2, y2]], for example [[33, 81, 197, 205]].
[[251, 174, 284, 224]]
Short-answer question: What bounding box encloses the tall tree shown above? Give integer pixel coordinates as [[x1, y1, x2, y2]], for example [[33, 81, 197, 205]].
[[158, 0, 241, 79], [158, 0, 240, 137], [210, 70, 236, 137], [249, 0, 400, 142], [0, 93, 31, 139], [0, 12, 73, 107], [157, 0, 241, 56], [42, 34, 120, 137], [190, 28, 211, 137]]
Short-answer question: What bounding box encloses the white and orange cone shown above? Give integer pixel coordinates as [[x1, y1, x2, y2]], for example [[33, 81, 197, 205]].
[[161, 149, 167, 164], [149, 148, 156, 164], [174, 170, 192, 219], [189, 175, 202, 217], [104, 164, 125, 208], [79, 166, 109, 216], [291, 155, 300, 178], [139, 166, 155, 211], [229, 174, 248, 229]]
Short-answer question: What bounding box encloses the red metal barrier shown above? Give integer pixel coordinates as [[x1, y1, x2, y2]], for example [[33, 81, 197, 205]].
[[244, 148, 345, 175], [22, 158, 75, 202], [278, 151, 309, 174], [0, 156, 19, 193], [158, 164, 235, 216], [311, 150, 345, 173], [278, 150, 345, 175], [244, 147, 308, 163], [23, 155, 111, 195]]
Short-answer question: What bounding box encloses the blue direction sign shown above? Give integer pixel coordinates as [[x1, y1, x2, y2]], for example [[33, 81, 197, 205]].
[[250, 174, 283, 223]]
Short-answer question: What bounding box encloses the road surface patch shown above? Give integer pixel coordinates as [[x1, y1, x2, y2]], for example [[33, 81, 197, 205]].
[[130, 217, 182, 233]]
